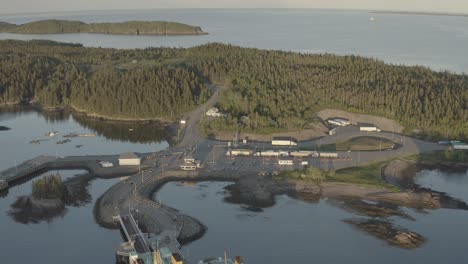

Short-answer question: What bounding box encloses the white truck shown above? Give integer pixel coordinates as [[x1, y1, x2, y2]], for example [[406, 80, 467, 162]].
[[359, 126, 381, 132], [319, 152, 339, 158], [254, 150, 280, 157]]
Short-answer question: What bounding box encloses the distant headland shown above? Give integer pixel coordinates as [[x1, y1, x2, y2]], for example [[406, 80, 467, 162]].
[[371, 11, 468, 17], [0, 19, 208, 35]]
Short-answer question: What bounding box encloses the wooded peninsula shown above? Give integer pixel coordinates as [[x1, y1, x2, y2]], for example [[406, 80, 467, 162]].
[[0, 40, 466, 139], [0, 20, 207, 35]]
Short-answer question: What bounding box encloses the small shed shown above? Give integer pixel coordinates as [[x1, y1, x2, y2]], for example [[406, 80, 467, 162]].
[[118, 152, 141, 166]]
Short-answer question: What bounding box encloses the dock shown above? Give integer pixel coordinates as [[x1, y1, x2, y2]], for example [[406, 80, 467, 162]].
[[0, 154, 141, 190], [114, 213, 183, 264], [0, 155, 57, 188]]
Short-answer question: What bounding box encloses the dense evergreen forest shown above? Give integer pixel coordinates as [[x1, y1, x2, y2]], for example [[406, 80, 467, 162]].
[[0, 20, 207, 35], [0, 40, 466, 138]]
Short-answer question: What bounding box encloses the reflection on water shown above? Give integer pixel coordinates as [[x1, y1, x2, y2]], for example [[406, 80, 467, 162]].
[[416, 169, 468, 204], [344, 218, 425, 249], [0, 108, 169, 264], [158, 180, 468, 264], [0, 106, 168, 144], [0, 170, 123, 264], [72, 113, 168, 144], [8, 172, 94, 224]]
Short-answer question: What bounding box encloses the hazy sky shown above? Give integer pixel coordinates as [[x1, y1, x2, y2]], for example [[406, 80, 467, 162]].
[[1, 0, 468, 14]]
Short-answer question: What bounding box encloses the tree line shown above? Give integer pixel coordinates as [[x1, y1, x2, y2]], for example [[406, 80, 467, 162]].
[[0, 40, 466, 139]]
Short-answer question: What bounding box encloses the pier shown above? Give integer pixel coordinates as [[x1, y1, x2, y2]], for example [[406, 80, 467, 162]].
[[114, 213, 183, 264], [0, 155, 57, 188]]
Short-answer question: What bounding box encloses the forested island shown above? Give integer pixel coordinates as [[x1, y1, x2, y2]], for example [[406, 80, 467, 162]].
[[0, 19, 207, 35], [0, 40, 466, 139]]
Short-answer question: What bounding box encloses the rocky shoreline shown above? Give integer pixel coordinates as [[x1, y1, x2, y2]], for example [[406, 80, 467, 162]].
[[94, 163, 468, 246], [383, 159, 468, 189]]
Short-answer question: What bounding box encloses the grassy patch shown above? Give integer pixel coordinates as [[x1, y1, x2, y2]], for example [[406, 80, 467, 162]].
[[321, 136, 395, 151], [327, 161, 400, 192], [277, 160, 400, 192]]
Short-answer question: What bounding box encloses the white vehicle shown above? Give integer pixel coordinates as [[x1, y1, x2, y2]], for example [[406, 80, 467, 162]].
[[301, 161, 309, 166], [229, 149, 254, 156], [290, 151, 316, 157], [98, 161, 114, 168], [319, 152, 339, 158], [256, 150, 280, 157], [453, 144, 468, 150], [359, 126, 381, 132], [278, 159, 294, 165], [327, 118, 350, 127], [272, 136, 298, 146]]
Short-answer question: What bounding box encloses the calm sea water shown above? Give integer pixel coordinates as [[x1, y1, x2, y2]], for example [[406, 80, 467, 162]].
[[0, 109, 168, 263], [0, 9, 467, 73], [1, 9, 468, 264], [158, 179, 468, 264]]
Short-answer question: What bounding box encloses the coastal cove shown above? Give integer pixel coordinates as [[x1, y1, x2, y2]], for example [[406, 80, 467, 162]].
[[154, 175, 468, 263], [1, 9, 468, 264]]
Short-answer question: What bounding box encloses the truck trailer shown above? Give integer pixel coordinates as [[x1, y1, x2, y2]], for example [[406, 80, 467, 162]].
[[226, 149, 254, 156], [254, 150, 281, 157], [359, 126, 381, 132], [319, 152, 339, 158], [290, 151, 317, 158]]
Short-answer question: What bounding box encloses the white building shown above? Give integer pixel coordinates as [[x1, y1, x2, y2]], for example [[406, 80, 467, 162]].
[[278, 159, 294, 165], [272, 137, 298, 146], [205, 107, 227, 117], [118, 152, 141, 166], [180, 163, 197, 171], [184, 156, 195, 163]]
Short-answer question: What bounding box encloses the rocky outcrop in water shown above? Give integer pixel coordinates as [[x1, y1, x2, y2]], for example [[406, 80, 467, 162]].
[[345, 219, 425, 249]]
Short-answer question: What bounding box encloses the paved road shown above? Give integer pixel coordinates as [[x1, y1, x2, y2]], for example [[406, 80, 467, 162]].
[[177, 83, 225, 150]]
